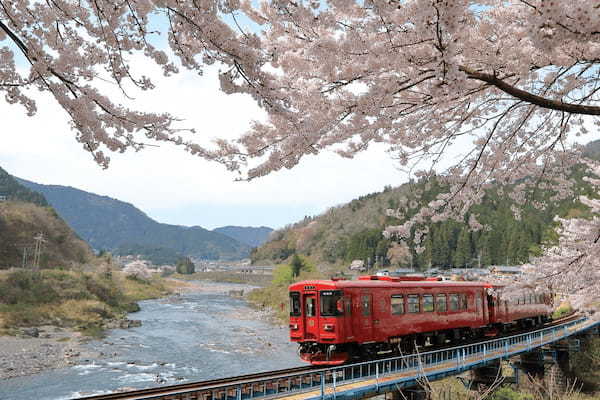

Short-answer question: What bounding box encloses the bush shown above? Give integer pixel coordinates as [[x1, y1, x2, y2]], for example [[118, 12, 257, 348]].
[[176, 257, 195, 274], [0, 270, 59, 305], [571, 337, 600, 391], [489, 386, 533, 400]]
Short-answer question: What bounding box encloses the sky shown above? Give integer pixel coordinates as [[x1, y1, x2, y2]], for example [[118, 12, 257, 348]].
[[0, 64, 410, 230]]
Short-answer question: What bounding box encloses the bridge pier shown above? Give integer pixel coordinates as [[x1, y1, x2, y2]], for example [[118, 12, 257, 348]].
[[511, 339, 578, 394], [383, 386, 430, 400], [468, 360, 503, 390]]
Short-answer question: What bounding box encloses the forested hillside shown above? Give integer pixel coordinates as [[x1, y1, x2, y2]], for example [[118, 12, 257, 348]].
[[0, 168, 93, 269], [17, 178, 251, 261], [213, 226, 273, 247], [253, 155, 598, 271], [0, 167, 48, 206]]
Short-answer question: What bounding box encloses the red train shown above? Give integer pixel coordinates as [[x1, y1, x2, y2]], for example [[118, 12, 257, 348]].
[[288, 275, 552, 365]]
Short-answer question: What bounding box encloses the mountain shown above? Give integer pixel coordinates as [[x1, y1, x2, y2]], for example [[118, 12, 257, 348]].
[[253, 141, 600, 271], [213, 226, 273, 248], [0, 168, 93, 269], [16, 179, 252, 261], [0, 166, 48, 206]]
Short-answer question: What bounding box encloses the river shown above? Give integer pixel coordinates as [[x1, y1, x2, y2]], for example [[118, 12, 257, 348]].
[[0, 282, 303, 400]]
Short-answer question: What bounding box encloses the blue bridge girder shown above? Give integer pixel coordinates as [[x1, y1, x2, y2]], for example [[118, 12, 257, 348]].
[[249, 317, 599, 400]]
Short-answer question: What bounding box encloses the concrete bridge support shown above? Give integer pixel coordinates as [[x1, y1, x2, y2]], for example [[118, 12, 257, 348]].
[[383, 387, 430, 400], [468, 360, 503, 390], [512, 341, 575, 394]]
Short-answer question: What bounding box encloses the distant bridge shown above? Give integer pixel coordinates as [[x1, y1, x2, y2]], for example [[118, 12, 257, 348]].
[[82, 316, 599, 400]]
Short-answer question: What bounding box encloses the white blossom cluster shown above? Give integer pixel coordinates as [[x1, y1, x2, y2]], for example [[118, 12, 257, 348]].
[[524, 162, 600, 313], [122, 263, 153, 281], [2, 2, 600, 302]]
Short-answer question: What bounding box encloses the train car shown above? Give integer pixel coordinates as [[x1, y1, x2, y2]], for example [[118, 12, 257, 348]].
[[288, 275, 551, 365]]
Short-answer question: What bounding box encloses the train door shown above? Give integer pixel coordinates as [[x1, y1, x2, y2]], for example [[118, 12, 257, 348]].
[[358, 293, 373, 341], [343, 295, 354, 341], [487, 293, 496, 323], [303, 293, 319, 340]]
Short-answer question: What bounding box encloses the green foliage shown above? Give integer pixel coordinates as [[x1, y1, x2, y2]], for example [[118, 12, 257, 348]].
[[0, 167, 48, 206], [0, 201, 94, 270], [291, 254, 304, 277], [552, 303, 574, 319], [489, 386, 533, 400], [247, 260, 324, 322], [571, 337, 600, 391], [272, 265, 294, 286], [115, 243, 182, 265], [344, 228, 390, 267], [176, 257, 195, 274], [0, 269, 169, 334], [213, 226, 273, 247], [0, 270, 59, 305]]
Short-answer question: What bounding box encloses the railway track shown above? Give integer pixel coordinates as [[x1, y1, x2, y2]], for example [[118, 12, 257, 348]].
[[78, 314, 583, 400]]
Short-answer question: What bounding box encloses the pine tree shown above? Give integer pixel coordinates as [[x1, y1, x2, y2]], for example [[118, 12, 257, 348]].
[[291, 254, 304, 277], [453, 227, 472, 267]]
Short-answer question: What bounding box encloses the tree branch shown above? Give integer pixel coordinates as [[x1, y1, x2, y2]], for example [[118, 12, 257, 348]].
[[461, 66, 600, 116]]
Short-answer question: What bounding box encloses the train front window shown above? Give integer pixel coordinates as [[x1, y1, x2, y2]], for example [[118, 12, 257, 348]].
[[290, 292, 301, 317], [320, 290, 343, 316]]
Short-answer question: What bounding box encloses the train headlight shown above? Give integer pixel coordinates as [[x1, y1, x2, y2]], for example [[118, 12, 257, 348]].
[[289, 323, 299, 330], [324, 324, 335, 332]]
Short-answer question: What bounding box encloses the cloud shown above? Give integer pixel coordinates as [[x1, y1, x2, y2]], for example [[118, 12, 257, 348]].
[[0, 63, 408, 229]]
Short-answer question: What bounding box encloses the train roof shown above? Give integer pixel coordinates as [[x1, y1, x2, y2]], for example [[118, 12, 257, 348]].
[[289, 277, 498, 291]]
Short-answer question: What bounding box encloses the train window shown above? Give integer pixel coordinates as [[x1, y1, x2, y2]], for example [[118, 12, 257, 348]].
[[290, 292, 301, 317], [391, 295, 404, 315], [362, 295, 371, 316], [459, 294, 468, 310], [306, 297, 316, 317], [423, 295, 434, 312], [320, 291, 343, 316], [408, 295, 420, 313], [449, 294, 459, 311], [436, 294, 447, 312]]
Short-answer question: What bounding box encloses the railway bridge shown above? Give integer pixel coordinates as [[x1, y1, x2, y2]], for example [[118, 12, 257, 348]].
[[82, 316, 599, 400]]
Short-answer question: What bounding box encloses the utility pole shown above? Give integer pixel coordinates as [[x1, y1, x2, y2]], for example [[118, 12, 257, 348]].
[[22, 247, 28, 269], [33, 233, 46, 271]]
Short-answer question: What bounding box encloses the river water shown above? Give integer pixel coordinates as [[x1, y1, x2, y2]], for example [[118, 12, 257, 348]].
[[0, 282, 303, 400]]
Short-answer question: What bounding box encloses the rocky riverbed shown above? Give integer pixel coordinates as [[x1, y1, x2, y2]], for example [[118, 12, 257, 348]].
[[0, 327, 97, 380]]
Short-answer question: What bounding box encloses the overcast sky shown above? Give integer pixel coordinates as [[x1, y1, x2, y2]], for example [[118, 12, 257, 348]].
[[0, 64, 410, 230]]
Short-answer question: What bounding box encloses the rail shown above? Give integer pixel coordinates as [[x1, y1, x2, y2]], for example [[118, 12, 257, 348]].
[[80, 316, 599, 400]]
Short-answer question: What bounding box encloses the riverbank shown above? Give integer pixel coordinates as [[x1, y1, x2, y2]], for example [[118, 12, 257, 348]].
[[0, 281, 301, 400], [0, 274, 197, 381], [0, 326, 100, 380], [0, 279, 272, 382]]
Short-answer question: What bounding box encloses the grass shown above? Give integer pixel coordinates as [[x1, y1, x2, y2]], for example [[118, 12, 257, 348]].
[[552, 301, 574, 319], [0, 268, 172, 336], [246, 259, 324, 323]]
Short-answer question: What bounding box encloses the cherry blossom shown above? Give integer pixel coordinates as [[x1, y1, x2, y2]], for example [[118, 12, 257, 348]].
[[2, 1, 600, 304]]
